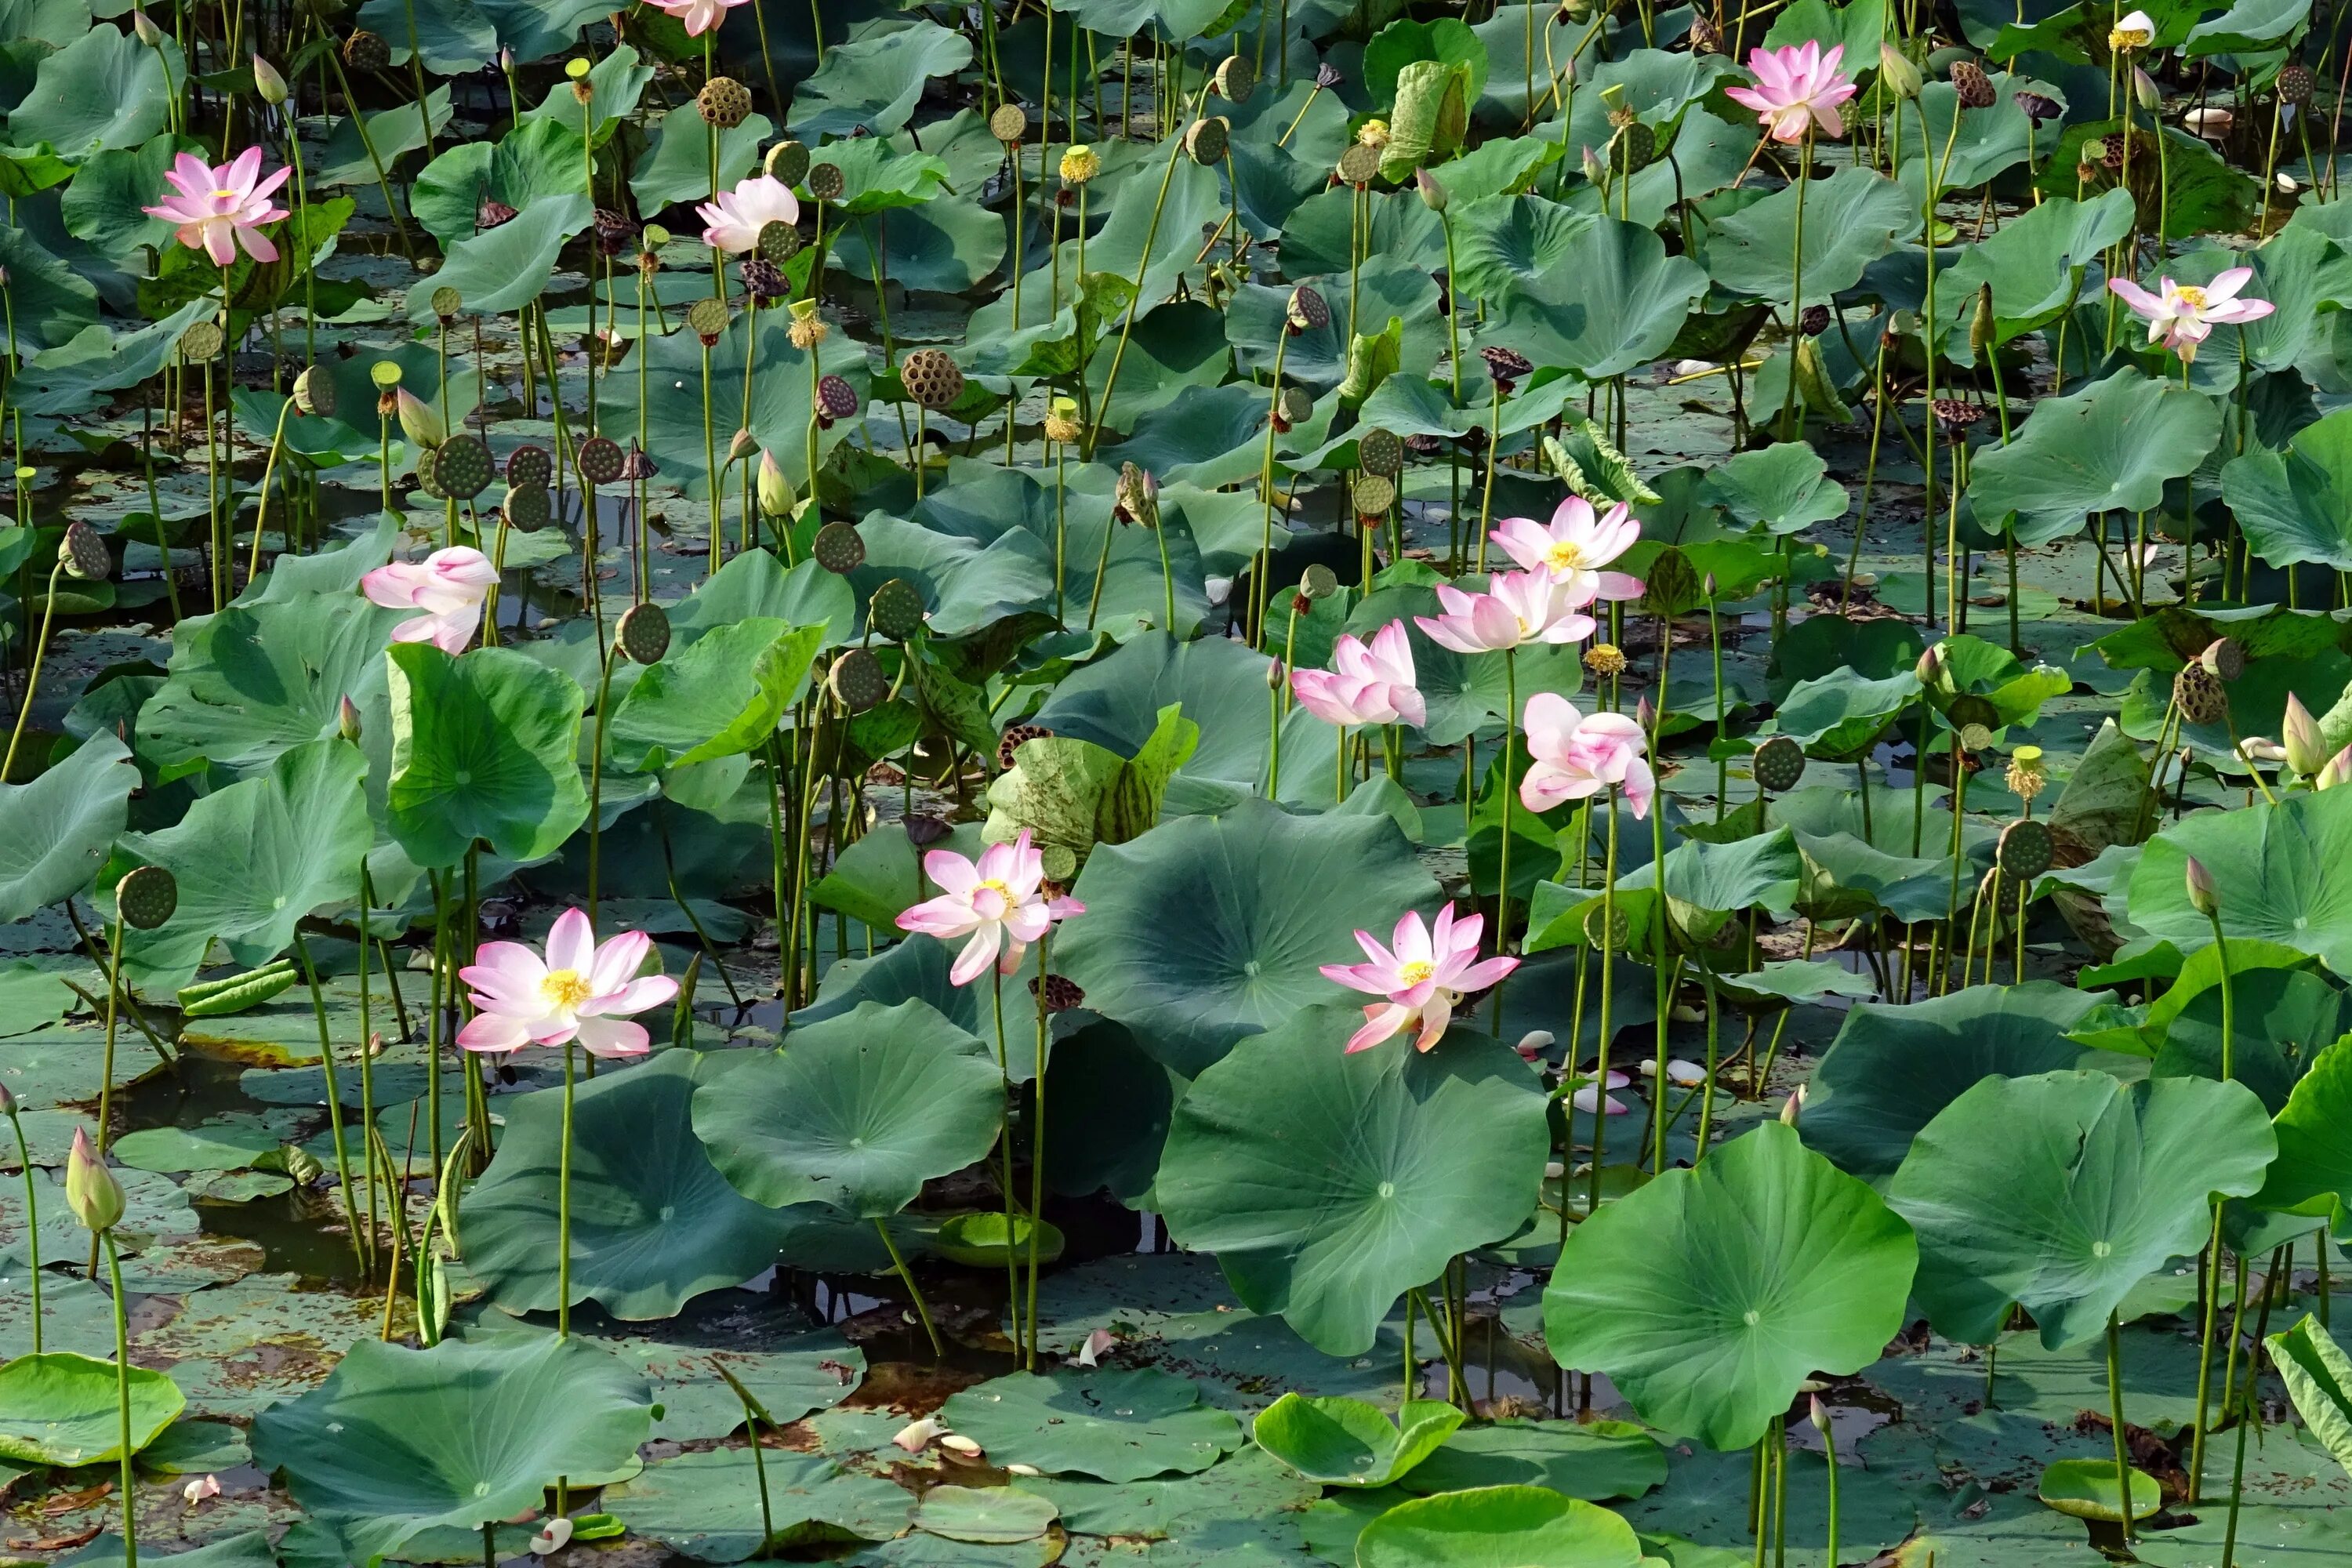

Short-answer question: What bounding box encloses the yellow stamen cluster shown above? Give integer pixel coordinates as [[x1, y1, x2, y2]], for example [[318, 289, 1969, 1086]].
[[541, 969, 593, 1009]]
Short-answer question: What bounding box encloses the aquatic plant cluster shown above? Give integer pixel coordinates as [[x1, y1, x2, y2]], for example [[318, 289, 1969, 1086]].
[[12, 0, 2352, 1563]]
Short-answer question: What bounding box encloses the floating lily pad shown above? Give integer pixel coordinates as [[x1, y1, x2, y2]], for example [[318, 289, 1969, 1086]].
[[942, 1368, 1243, 1482]]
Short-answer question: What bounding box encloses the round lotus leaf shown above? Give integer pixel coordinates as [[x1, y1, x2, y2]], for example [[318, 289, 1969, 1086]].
[[913, 1485, 1059, 1544], [463, 1051, 797, 1321], [1251, 1395, 1464, 1488], [1544, 1122, 1918, 1450], [814, 520, 867, 573], [252, 1334, 652, 1566], [114, 865, 178, 931], [693, 1000, 1002, 1220], [578, 434, 626, 486], [1157, 1002, 1548, 1356], [505, 443, 553, 488], [929, 1210, 1063, 1268], [432, 434, 493, 499], [503, 484, 551, 532], [1751, 734, 1806, 793], [178, 321, 223, 362], [942, 1368, 1242, 1482], [868, 578, 927, 641], [1353, 1486, 1646, 1568], [1357, 426, 1404, 478], [2038, 1457, 2163, 1523], [616, 602, 672, 665], [828, 648, 890, 713], [1397, 1417, 1667, 1501], [0, 1352, 185, 1466], [609, 1446, 909, 1561], [1886, 1071, 2274, 1350], [1054, 800, 1439, 1076]]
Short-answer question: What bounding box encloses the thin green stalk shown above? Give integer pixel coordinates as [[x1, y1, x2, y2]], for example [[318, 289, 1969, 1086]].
[[5, 1108, 37, 1350], [990, 967, 1022, 1352], [1490, 648, 1519, 1030], [105, 1233, 137, 1568], [1025, 934, 1051, 1368], [2107, 1309, 2136, 1542], [293, 931, 365, 1264], [557, 1041, 576, 1334]]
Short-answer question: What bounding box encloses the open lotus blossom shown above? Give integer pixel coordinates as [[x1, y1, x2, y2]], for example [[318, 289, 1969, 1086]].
[[1291, 620, 1427, 728], [2107, 268, 2274, 363], [896, 829, 1084, 985], [1490, 496, 1645, 604], [1319, 904, 1519, 1054], [1415, 569, 1594, 654], [1520, 693, 1657, 819], [456, 908, 680, 1058], [1723, 42, 1857, 143], [360, 546, 499, 654], [1570, 1069, 1633, 1116], [143, 147, 292, 265], [697, 172, 800, 253], [649, 0, 751, 36]]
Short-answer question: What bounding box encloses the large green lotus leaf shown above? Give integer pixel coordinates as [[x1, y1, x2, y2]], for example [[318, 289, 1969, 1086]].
[[58, 1534, 276, 1568], [1706, 166, 1919, 310], [315, 87, 453, 187], [789, 20, 974, 139], [1504, 217, 1708, 381], [518, 43, 649, 144], [2129, 786, 2352, 969], [0, 731, 135, 925], [1800, 982, 2099, 1178], [1887, 1071, 2274, 1349], [0, 225, 99, 354], [667, 548, 858, 651], [2252, 1035, 2352, 1222], [4, 296, 209, 416], [1893, 71, 2043, 196], [2222, 405, 2352, 571], [1354, 1485, 1645, 1568], [2270, 1317, 2352, 1478], [1249, 1394, 1462, 1488], [1228, 260, 1444, 392], [1051, 0, 1240, 39], [411, 118, 583, 247], [941, 1369, 1241, 1482], [1398, 1418, 1666, 1501], [1364, 16, 1490, 107], [1698, 441, 1849, 535], [113, 739, 368, 991], [1769, 669, 1918, 757], [1156, 1004, 1548, 1356], [137, 595, 405, 783], [608, 1446, 911, 1562], [0, 960, 75, 1036], [403, 192, 590, 323], [386, 643, 588, 869], [829, 198, 1007, 295], [810, 821, 989, 933], [59, 132, 178, 263], [2148, 960, 2342, 1113], [252, 1334, 649, 1564], [1054, 801, 1439, 1076], [630, 108, 771, 213], [0, 1352, 183, 1465], [693, 1000, 1002, 1220], [1446, 194, 1596, 308], [2185, 0, 2314, 53], [470, 0, 610, 64], [1544, 1122, 1918, 1450], [463, 1050, 797, 1321], [355, 0, 495, 71], [8, 24, 178, 157], [1966, 368, 2221, 546], [800, 136, 953, 216], [1930, 191, 2133, 360], [1028, 633, 1272, 789], [606, 619, 824, 772]]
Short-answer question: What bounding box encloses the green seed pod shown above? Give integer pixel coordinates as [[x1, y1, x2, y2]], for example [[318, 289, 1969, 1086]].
[[828, 648, 890, 713], [1751, 735, 1807, 793], [60, 521, 111, 583], [1350, 471, 1396, 516], [814, 521, 867, 574], [806, 161, 845, 203], [503, 484, 551, 532], [1301, 564, 1340, 600], [177, 960, 303, 1017], [615, 602, 672, 664], [412, 445, 448, 500], [179, 321, 224, 362], [577, 435, 625, 487], [868, 578, 927, 641], [430, 285, 463, 322], [686, 296, 730, 345], [756, 219, 802, 265], [1214, 53, 1255, 104], [433, 434, 493, 500], [989, 103, 1028, 144], [116, 866, 179, 930], [1995, 817, 2055, 881], [292, 365, 336, 419], [506, 444, 554, 489], [765, 139, 811, 186], [1357, 426, 1404, 477], [1184, 116, 1230, 165], [1337, 141, 1381, 186]]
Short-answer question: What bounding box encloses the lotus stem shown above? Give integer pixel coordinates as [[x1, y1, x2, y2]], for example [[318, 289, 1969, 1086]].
[[2, 553, 66, 780], [990, 967, 1022, 1352], [105, 1232, 136, 1568], [5, 1104, 37, 1350], [557, 1040, 575, 1335], [1586, 786, 1621, 1219], [1491, 648, 1519, 1032], [294, 931, 365, 1266], [2107, 1308, 2136, 1541], [1025, 934, 1051, 1368], [1250, 332, 1290, 645]]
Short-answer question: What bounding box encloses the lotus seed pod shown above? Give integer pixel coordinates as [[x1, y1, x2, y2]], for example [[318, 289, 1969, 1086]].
[[292, 365, 336, 418], [1301, 564, 1340, 600], [2185, 855, 2218, 916], [1752, 735, 1806, 793], [765, 139, 811, 185], [339, 695, 363, 742], [433, 434, 493, 499], [1033, 973, 1086, 1012], [806, 161, 845, 202], [2014, 90, 2063, 124], [739, 256, 786, 302], [828, 648, 889, 713], [60, 521, 111, 583], [576, 436, 625, 487], [1336, 141, 1381, 186], [1608, 120, 1657, 176], [1585, 643, 1627, 676], [1274, 385, 1315, 428], [430, 285, 463, 323], [1115, 463, 1160, 529], [116, 865, 179, 930], [65, 1127, 125, 1234], [868, 577, 927, 641], [1949, 59, 1995, 109], [343, 29, 390, 72], [1351, 472, 1396, 517], [1184, 117, 1230, 165], [2005, 743, 2047, 801], [1041, 844, 1079, 882], [687, 296, 729, 347], [1214, 53, 1255, 103], [788, 299, 828, 350], [1044, 397, 1083, 445], [506, 444, 553, 489], [503, 484, 551, 532], [698, 75, 752, 128], [1878, 42, 1922, 100], [1996, 817, 2055, 880], [179, 321, 223, 362], [412, 446, 447, 500], [1480, 344, 1533, 392], [989, 103, 1027, 144], [816, 374, 861, 424], [756, 219, 802, 265], [1357, 426, 1404, 477], [1286, 285, 1330, 335], [253, 54, 289, 105], [1583, 902, 1630, 950], [477, 194, 519, 230], [2201, 637, 2246, 681], [2173, 662, 2227, 726], [900, 348, 965, 412], [615, 602, 671, 664], [618, 438, 656, 482], [1058, 144, 1101, 185], [814, 521, 866, 573], [2279, 61, 2316, 107], [998, 723, 1051, 771]]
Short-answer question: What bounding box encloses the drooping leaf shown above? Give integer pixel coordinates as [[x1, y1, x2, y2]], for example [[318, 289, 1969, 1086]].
[[1250, 1395, 1465, 1488], [0, 732, 136, 924], [0, 1352, 183, 1465], [385, 643, 590, 869]]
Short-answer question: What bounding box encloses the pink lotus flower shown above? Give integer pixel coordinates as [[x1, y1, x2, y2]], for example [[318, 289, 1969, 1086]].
[[697, 173, 801, 255], [1520, 693, 1656, 819], [2107, 267, 2275, 363], [649, 0, 751, 36], [1570, 1069, 1632, 1116], [1318, 904, 1518, 1054], [1724, 43, 1858, 143], [896, 829, 1084, 986], [1490, 497, 1645, 604], [1415, 570, 1594, 655], [456, 908, 679, 1058], [360, 546, 499, 655], [143, 147, 292, 266], [1291, 620, 1427, 728]]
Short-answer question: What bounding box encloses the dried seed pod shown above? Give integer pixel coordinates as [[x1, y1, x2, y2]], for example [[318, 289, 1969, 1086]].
[[1185, 116, 1230, 165], [619, 441, 656, 481], [2172, 663, 2227, 724], [477, 194, 519, 230], [739, 256, 787, 302], [1996, 817, 2054, 880], [764, 139, 811, 186], [814, 521, 867, 574], [179, 321, 224, 362], [1357, 426, 1404, 478], [997, 723, 1051, 771], [868, 577, 927, 641], [1032, 973, 1086, 1011], [900, 348, 965, 412], [2013, 90, 2062, 124], [1351, 472, 1397, 516], [817, 374, 862, 424], [1930, 397, 1989, 438], [503, 484, 551, 532], [1752, 735, 1807, 793], [756, 219, 802, 265], [2279, 61, 2315, 106], [433, 434, 494, 499], [2200, 637, 2246, 681], [806, 161, 845, 202], [989, 103, 1028, 144], [697, 75, 752, 128], [1286, 285, 1330, 334], [1480, 344, 1534, 392], [615, 602, 671, 664], [506, 444, 554, 489], [1949, 59, 1996, 110], [342, 29, 390, 71], [592, 206, 636, 256], [292, 365, 336, 418], [687, 296, 730, 347], [60, 521, 111, 583], [829, 648, 889, 713], [116, 866, 179, 931], [577, 435, 625, 487]]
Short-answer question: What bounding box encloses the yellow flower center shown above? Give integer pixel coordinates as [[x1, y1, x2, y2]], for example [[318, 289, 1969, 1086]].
[[1545, 541, 1587, 572], [1398, 960, 1436, 987], [2109, 25, 2150, 48], [2173, 285, 2208, 310], [540, 968, 593, 1010], [212, 189, 240, 201]]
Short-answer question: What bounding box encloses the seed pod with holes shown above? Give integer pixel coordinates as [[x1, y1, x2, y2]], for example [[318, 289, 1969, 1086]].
[[765, 139, 811, 185], [989, 103, 1027, 144], [829, 648, 889, 713], [998, 723, 1051, 771], [814, 521, 866, 573], [592, 206, 635, 256], [1949, 59, 1996, 110], [756, 220, 801, 265], [434, 434, 493, 499], [616, 602, 671, 664], [1608, 120, 1657, 176], [806, 162, 845, 203], [698, 75, 751, 128], [1214, 53, 1255, 103], [900, 348, 964, 412], [1336, 141, 1381, 187], [1115, 463, 1160, 529], [503, 484, 551, 532], [2174, 661, 2228, 725], [61, 521, 111, 583], [1357, 426, 1404, 478], [343, 29, 390, 71], [2201, 637, 2246, 681], [1286, 285, 1330, 335], [739, 256, 786, 302], [1273, 385, 1314, 430], [1752, 735, 1807, 793], [1301, 564, 1340, 600], [430, 285, 463, 324], [1351, 472, 1396, 517], [1185, 117, 1230, 165], [1996, 818, 2054, 881], [180, 321, 223, 362], [686, 296, 730, 349], [2279, 61, 2316, 106], [577, 436, 625, 487], [869, 578, 927, 641], [412, 447, 448, 500], [292, 365, 335, 418], [506, 444, 553, 489], [817, 374, 861, 426], [117, 866, 179, 931]]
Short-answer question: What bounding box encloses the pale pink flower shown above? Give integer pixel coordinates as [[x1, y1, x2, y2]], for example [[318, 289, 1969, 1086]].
[[1520, 693, 1656, 819], [696, 172, 801, 254], [1489, 496, 1645, 604], [1290, 620, 1427, 728], [1570, 1069, 1632, 1116], [456, 908, 679, 1058], [1318, 904, 1518, 1054], [1724, 43, 1858, 143], [1415, 570, 1594, 654], [2318, 743, 2352, 791], [649, 0, 751, 36], [2107, 267, 2274, 363], [183, 1474, 221, 1507], [143, 147, 292, 266], [896, 829, 1084, 986], [360, 546, 499, 655]]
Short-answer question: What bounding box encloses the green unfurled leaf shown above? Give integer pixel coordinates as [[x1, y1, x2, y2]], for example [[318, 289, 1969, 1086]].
[[607, 619, 825, 771], [1251, 1395, 1465, 1488], [1966, 368, 2222, 546], [385, 643, 590, 868], [0, 732, 136, 925]]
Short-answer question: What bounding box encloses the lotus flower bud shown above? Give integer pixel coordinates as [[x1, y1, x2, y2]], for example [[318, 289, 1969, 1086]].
[[728, 426, 757, 464], [338, 695, 363, 743], [1414, 169, 1448, 213], [1915, 644, 1945, 685], [2284, 692, 2325, 777], [132, 9, 163, 46], [254, 55, 289, 106], [2185, 855, 2219, 917], [1969, 282, 1994, 355], [0, 1080, 15, 1117], [2321, 743, 2352, 791], [66, 1127, 125, 1232], [2132, 65, 2161, 113], [757, 449, 797, 517], [1779, 1085, 1806, 1126], [1878, 42, 1922, 101], [500, 46, 515, 72], [1636, 695, 1655, 733], [1809, 1394, 1830, 1432], [395, 387, 445, 450]]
